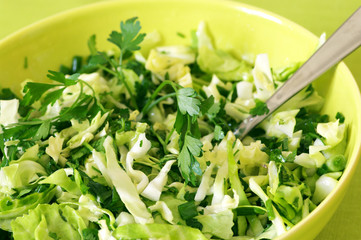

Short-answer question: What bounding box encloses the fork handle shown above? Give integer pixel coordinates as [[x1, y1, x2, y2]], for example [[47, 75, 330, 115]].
[[236, 7, 361, 139]]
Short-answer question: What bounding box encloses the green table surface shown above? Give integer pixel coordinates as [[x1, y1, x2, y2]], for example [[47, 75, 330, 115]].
[[1, 0, 360, 239]]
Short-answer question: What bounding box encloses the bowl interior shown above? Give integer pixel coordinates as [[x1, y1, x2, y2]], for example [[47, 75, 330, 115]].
[[0, 0, 360, 239]]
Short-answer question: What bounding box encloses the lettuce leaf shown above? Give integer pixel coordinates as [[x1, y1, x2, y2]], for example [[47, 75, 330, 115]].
[[196, 22, 251, 81], [196, 210, 234, 239], [0, 187, 56, 231], [11, 203, 87, 240]]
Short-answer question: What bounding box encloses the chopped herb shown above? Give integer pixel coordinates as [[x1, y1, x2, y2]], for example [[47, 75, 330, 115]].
[[249, 99, 269, 116], [336, 112, 345, 123]]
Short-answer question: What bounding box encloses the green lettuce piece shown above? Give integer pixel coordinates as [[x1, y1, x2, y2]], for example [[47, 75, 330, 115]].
[[255, 225, 277, 240], [39, 169, 81, 195], [0, 99, 20, 127], [122, 69, 141, 96], [67, 111, 109, 149], [112, 223, 207, 240], [252, 54, 275, 101], [92, 136, 153, 224], [280, 85, 324, 112], [273, 185, 303, 219], [317, 120, 345, 147], [115, 122, 147, 149], [11, 203, 87, 240], [196, 22, 251, 81], [227, 137, 248, 205], [249, 177, 286, 236], [264, 109, 299, 139], [195, 210, 234, 239], [275, 185, 303, 211], [14, 144, 39, 163], [0, 160, 47, 195], [76, 194, 116, 226], [0, 187, 56, 231], [160, 194, 186, 225]]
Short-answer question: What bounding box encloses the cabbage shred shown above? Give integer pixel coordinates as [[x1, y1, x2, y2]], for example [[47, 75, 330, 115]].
[[0, 17, 347, 240]]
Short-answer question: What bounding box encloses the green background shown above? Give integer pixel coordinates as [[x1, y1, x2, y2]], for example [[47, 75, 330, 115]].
[[0, 0, 360, 239]]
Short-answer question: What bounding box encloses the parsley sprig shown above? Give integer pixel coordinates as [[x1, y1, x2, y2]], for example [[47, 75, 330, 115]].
[[88, 17, 146, 110], [174, 88, 203, 185]]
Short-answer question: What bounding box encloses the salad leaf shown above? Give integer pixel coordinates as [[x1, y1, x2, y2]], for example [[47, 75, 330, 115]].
[[11, 204, 87, 240], [249, 99, 269, 116], [196, 210, 234, 239], [178, 134, 203, 185], [196, 22, 252, 81], [39, 169, 81, 195], [0, 99, 20, 127], [22, 82, 60, 106], [92, 136, 153, 224], [108, 17, 146, 59], [0, 187, 56, 231], [176, 88, 201, 116], [178, 201, 198, 221]]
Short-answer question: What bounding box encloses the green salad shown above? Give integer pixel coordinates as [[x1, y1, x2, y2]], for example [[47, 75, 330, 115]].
[[0, 18, 347, 240]]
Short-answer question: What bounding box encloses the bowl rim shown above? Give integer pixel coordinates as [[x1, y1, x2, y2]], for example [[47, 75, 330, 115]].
[[1, 0, 361, 239]]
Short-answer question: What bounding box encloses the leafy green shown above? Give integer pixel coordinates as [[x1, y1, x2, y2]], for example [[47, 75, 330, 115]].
[[108, 17, 146, 60], [178, 201, 198, 220], [178, 134, 203, 185], [22, 82, 60, 106], [11, 204, 86, 240], [82, 228, 99, 240], [196, 210, 234, 239], [33, 120, 51, 141], [234, 205, 267, 216], [0, 187, 56, 231], [249, 99, 269, 116], [47, 70, 79, 86], [336, 112, 345, 123], [22, 71, 79, 111], [214, 125, 224, 141], [0, 88, 17, 100], [39, 169, 81, 195], [176, 88, 201, 116]]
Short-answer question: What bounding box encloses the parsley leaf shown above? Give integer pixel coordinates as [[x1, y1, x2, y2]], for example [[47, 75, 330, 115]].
[[47, 70, 78, 86], [22, 71, 79, 107], [42, 87, 65, 107], [200, 95, 220, 118], [22, 82, 60, 106], [184, 135, 202, 156], [176, 88, 201, 116], [249, 99, 269, 116], [33, 120, 51, 141], [214, 125, 225, 141], [178, 200, 199, 220], [178, 134, 203, 185], [0, 88, 17, 100], [108, 17, 146, 59], [82, 228, 99, 240]]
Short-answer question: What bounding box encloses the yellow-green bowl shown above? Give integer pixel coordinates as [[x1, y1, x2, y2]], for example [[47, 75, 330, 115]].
[[0, 0, 360, 239]]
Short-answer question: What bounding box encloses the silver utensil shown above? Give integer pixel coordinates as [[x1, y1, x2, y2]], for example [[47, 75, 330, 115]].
[[235, 7, 361, 139]]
